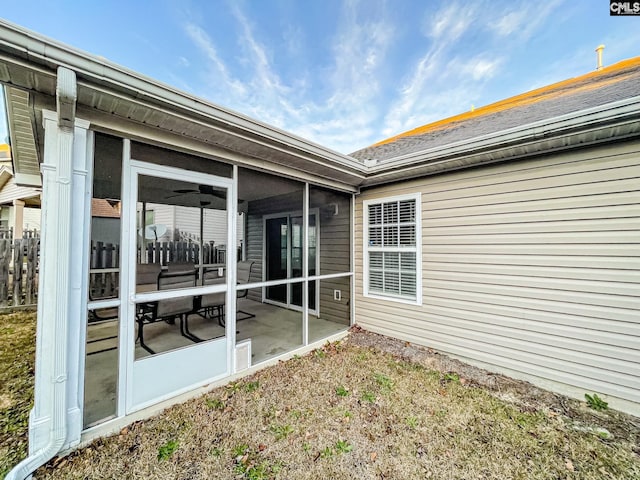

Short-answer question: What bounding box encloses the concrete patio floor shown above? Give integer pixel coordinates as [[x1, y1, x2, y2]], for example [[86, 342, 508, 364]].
[[83, 298, 348, 427]]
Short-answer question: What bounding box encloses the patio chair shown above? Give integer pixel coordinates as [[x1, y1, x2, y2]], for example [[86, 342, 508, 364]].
[[135, 269, 197, 355], [167, 261, 196, 274], [136, 262, 161, 291], [157, 270, 199, 344], [236, 260, 255, 321], [199, 269, 226, 327]]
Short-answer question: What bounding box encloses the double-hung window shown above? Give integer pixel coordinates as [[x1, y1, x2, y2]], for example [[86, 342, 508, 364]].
[[364, 193, 421, 304]]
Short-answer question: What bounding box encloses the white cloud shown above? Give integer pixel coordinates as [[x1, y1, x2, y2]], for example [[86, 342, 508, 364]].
[[377, 0, 568, 142], [381, 50, 503, 138], [184, 23, 247, 97], [180, 0, 567, 153], [460, 57, 502, 81], [489, 0, 564, 39], [282, 24, 303, 56], [491, 11, 526, 37], [181, 1, 395, 153], [425, 2, 478, 43], [381, 47, 445, 137]]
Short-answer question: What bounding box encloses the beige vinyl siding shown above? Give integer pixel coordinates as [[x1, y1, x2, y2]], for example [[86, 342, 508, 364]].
[[312, 190, 351, 325], [317, 275, 351, 326], [0, 179, 39, 205], [311, 190, 351, 276], [355, 141, 640, 413]]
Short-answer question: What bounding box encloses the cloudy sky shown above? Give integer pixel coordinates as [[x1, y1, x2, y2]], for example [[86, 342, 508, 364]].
[[1, 0, 639, 153]]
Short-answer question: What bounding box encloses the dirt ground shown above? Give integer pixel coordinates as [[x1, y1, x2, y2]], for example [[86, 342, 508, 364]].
[[347, 326, 640, 447], [32, 326, 639, 480]]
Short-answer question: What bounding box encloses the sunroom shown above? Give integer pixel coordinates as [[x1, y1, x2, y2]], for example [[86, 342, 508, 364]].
[[84, 135, 355, 428], [0, 20, 364, 454]]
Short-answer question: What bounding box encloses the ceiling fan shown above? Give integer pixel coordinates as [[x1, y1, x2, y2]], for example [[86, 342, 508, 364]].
[[166, 184, 225, 200], [166, 184, 244, 204]]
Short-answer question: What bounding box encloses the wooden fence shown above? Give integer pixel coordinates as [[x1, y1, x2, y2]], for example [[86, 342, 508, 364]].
[[0, 238, 239, 305], [0, 237, 39, 307], [0, 228, 39, 240], [90, 241, 235, 300]]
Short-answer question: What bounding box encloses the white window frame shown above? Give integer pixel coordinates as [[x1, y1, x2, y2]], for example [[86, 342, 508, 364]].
[[363, 193, 422, 305]]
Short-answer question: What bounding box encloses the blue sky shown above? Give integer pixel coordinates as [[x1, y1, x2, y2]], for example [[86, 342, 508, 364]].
[[1, 0, 639, 153]]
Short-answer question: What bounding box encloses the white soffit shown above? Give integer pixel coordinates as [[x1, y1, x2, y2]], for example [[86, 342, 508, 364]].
[[3, 85, 41, 186]]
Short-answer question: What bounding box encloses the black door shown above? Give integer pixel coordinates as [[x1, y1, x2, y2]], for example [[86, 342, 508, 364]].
[[265, 217, 287, 303]]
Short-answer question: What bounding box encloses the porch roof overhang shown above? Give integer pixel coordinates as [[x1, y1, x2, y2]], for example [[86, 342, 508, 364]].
[[0, 20, 365, 192]]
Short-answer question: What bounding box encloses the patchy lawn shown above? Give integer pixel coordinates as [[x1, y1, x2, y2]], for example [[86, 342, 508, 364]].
[[1, 310, 36, 478], [31, 331, 639, 479], [2, 311, 638, 479]]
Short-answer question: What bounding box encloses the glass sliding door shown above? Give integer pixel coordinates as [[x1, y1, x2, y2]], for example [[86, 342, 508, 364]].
[[265, 217, 288, 304], [264, 212, 317, 312]]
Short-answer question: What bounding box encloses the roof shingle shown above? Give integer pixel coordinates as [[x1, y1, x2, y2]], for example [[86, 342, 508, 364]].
[[351, 57, 640, 162]]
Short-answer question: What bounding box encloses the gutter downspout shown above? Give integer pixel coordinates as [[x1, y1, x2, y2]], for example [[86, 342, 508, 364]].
[[6, 66, 77, 480]]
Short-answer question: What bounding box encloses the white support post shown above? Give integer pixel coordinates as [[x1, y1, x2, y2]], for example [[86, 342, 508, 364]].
[[229, 165, 238, 372], [65, 117, 92, 446], [11, 199, 24, 238], [302, 183, 309, 346], [30, 115, 92, 452], [8, 66, 92, 480]]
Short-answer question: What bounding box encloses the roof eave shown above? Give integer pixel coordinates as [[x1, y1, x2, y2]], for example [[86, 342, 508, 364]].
[[361, 96, 640, 186]]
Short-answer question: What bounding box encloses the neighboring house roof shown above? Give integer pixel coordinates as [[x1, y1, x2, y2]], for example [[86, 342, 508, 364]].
[[0, 143, 10, 161], [351, 57, 640, 163], [0, 147, 41, 207], [91, 198, 121, 218]]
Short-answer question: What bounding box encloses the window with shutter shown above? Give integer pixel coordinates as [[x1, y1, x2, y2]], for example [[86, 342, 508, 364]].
[[364, 194, 421, 304]]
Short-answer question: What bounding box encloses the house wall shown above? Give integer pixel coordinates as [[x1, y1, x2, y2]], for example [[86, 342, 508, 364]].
[[310, 189, 351, 325], [22, 207, 40, 231], [0, 204, 41, 233], [0, 175, 41, 233], [145, 203, 243, 247], [355, 141, 640, 414], [245, 190, 351, 325], [91, 217, 120, 245], [0, 179, 39, 205]]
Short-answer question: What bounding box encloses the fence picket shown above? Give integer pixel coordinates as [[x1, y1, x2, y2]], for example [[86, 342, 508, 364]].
[[12, 239, 23, 306], [25, 238, 37, 304], [0, 239, 9, 306]]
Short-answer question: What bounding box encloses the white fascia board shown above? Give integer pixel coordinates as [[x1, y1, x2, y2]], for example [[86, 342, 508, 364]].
[[0, 166, 12, 188], [14, 172, 42, 187]]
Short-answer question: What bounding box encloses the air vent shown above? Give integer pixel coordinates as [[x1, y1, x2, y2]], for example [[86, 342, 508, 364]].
[[235, 340, 252, 372]]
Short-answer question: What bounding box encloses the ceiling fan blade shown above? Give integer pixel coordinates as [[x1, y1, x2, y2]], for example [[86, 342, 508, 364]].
[[173, 188, 199, 194]]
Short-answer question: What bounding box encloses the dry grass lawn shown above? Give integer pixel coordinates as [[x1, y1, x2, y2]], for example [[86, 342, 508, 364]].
[[32, 334, 639, 479], [0, 310, 36, 479], [2, 311, 638, 479]]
